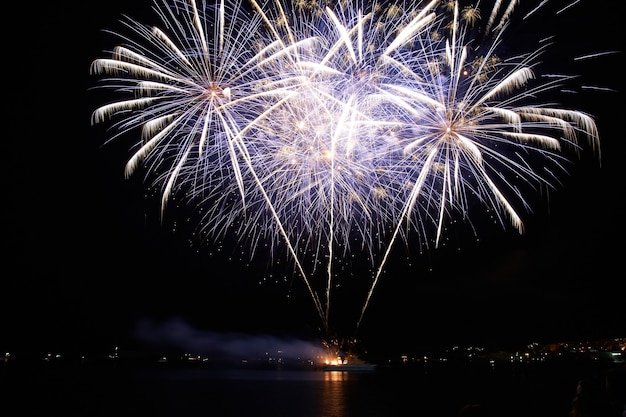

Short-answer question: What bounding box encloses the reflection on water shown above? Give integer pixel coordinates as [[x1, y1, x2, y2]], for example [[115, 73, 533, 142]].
[[3, 359, 622, 417], [321, 371, 350, 417]]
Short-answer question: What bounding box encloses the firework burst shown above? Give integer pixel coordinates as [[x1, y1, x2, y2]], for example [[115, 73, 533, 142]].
[[91, 0, 601, 339]]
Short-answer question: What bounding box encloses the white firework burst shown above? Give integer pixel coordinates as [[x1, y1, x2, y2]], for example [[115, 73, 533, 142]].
[[91, 0, 601, 338]]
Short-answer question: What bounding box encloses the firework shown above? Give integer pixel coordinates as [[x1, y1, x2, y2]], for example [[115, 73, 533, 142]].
[[91, 0, 601, 339]]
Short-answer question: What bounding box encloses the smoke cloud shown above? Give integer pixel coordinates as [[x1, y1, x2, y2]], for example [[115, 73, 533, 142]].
[[133, 317, 327, 362]]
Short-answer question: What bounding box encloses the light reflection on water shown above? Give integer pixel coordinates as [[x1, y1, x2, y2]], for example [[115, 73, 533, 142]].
[[4, 360, 610, 417], [132, 367, 384, 417], [321, 371, 350, 417]]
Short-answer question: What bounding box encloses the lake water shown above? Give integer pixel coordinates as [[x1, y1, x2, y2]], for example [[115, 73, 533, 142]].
[[2, 358, 622, 417]]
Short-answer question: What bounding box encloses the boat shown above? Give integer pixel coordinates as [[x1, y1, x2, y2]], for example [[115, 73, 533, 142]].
[[321, 362, 377, 372], [321, 352, 377, 372]]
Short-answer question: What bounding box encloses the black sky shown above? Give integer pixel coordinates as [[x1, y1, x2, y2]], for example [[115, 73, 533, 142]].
[[2, 0, 624, 359]]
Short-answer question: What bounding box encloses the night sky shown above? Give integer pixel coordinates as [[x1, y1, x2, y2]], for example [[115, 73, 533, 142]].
[[2, 0, 624, 359]]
